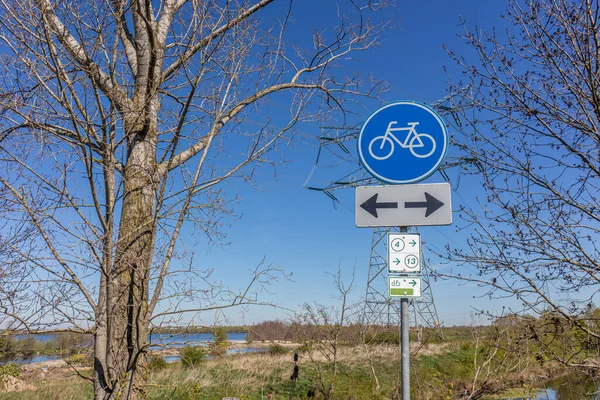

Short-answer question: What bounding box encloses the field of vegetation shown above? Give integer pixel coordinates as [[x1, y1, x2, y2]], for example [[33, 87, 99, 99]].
[[0, 314, 597, 399], [0, 343, 551, 399]]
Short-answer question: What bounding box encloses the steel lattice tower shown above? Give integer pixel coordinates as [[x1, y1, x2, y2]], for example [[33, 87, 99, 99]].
[[361, 227, 442, 341]]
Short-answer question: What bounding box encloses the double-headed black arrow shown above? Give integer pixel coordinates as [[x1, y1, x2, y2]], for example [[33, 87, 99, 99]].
[[405, 192, 444, 217], [361, 192, 444, 218]]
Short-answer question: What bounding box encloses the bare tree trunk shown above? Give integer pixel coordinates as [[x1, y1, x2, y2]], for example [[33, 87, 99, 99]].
[[106, 121, 157, 399], [95, 138, 116, 399], [95, 281, 109, 400]]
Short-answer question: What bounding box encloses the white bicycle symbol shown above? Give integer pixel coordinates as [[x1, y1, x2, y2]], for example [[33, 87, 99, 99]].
[[368, 121, 436, 160]]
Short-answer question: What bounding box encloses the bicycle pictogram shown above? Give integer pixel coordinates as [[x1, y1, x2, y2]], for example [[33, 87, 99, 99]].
[[368, 121, 436, 160]]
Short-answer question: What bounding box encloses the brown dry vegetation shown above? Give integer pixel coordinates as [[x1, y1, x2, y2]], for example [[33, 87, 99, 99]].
[[0, 317, 596, 399], [0, 340, 577, 400]]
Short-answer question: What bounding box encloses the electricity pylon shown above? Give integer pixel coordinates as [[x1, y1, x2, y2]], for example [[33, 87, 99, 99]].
[[361, 226, 442, 341]]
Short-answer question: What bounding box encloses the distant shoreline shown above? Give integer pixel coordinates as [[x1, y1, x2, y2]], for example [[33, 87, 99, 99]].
[[149, 340, 300, 356], [8, 328, 250, 337]]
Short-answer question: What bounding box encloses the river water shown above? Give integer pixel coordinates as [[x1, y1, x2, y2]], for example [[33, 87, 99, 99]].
[[14, 332, 248, 345], [4, 332, 258, 365], [148, 332, 247, 348], [505, 375, 599, 400]]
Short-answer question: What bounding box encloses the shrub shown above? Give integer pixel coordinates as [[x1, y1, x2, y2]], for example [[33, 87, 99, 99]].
[[180, 346, 206, 368], [65, 354, 91, 367], [148, 356, 167, 371], [0, 337, 15, 357], [369, 331, 399, 345], [268, 344, 287, 355], [295, 343, 311, 353], [0, 362, 20, 387], [190, 383, 202, 394], [209, 327, 228, 357], [208, 342, 227, 357], [17, 336, 37, 357], [245, 331, 253, 344], [43, 340, 56, 352], [213, 327, 228, 345], [247, 320, 293, 342]]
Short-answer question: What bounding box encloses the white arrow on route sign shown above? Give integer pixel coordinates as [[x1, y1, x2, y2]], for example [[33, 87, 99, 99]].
[[355, 183, 452, 227], [389, 276, 422, 298]]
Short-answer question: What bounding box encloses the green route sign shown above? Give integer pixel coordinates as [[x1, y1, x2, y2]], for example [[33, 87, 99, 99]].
[[389, 277, 422, 298], [388, 233, 421, 273]]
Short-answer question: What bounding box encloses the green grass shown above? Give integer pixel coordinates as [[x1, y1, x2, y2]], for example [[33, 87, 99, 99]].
[[146, 362, 394, 399], [0, 342, 566, 400], [415, 343, 481, 380], [0, 376, 93, 400]]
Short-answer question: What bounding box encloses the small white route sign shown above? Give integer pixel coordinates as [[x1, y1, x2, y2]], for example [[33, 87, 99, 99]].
[[389, 233, 421, 273], [389, 276, 422, 298]]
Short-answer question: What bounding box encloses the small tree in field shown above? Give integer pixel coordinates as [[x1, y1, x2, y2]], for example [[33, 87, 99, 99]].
[[180, 345, 207, 368], [443, 0, 600, 372], [209, 326, 228, 356], [0, 0, 391, 398], [295, 266, 356, 399]]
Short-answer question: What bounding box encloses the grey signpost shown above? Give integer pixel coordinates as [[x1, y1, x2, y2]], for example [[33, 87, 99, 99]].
[[356, 101, 451, 399]]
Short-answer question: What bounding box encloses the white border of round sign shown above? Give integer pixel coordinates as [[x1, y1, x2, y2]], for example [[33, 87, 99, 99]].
[[357, 100, 448, 184]]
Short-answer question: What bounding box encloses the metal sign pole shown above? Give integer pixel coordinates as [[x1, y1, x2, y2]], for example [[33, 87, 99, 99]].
[[401, 297, 410, 399], [399, 226, 410, 399]]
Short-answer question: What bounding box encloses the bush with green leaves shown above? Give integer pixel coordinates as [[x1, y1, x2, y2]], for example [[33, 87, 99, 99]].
[[148, 356, 167, 371], [66, 353, 91, 367], [180, 345, 206, 368], [369, 331, 399, 345], [0, 336, 15, 357], [294, 342, 311, 353], [17, 336, 37, 356], [213, 327, 228, 345], [209, 327, 228, 357], [268, 344, 287, 355], [0, 362, 20, 387]]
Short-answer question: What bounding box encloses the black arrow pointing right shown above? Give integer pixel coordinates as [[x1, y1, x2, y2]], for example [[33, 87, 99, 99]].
[[404, 192, 444, 217]]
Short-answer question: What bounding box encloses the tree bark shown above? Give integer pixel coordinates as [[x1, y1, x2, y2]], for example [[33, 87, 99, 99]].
[[105, 117, 158, 399]]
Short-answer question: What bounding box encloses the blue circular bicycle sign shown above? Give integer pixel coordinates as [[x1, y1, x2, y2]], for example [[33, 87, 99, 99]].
[[358, 101, 448, 184]]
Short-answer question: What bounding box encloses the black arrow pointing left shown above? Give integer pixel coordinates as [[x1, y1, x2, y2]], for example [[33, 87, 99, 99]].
[[360, 193, 398, 218]]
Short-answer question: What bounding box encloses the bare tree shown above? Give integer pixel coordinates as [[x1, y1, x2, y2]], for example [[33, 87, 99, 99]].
[[295, 265, 357, 399], [463, 317, 524, 399], [441, 0, 600, 372], [0, 0, 390, 398]]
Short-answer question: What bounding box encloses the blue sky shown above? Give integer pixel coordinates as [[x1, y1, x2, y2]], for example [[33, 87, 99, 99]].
[[3, 0, 596, 335], [180, 0, 522, 327]]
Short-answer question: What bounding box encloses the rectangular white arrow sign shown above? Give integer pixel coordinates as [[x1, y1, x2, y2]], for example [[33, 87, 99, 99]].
[[389, 276, 422, 298], [356, 183, 452, 227], [389, 233, 421, 273]]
